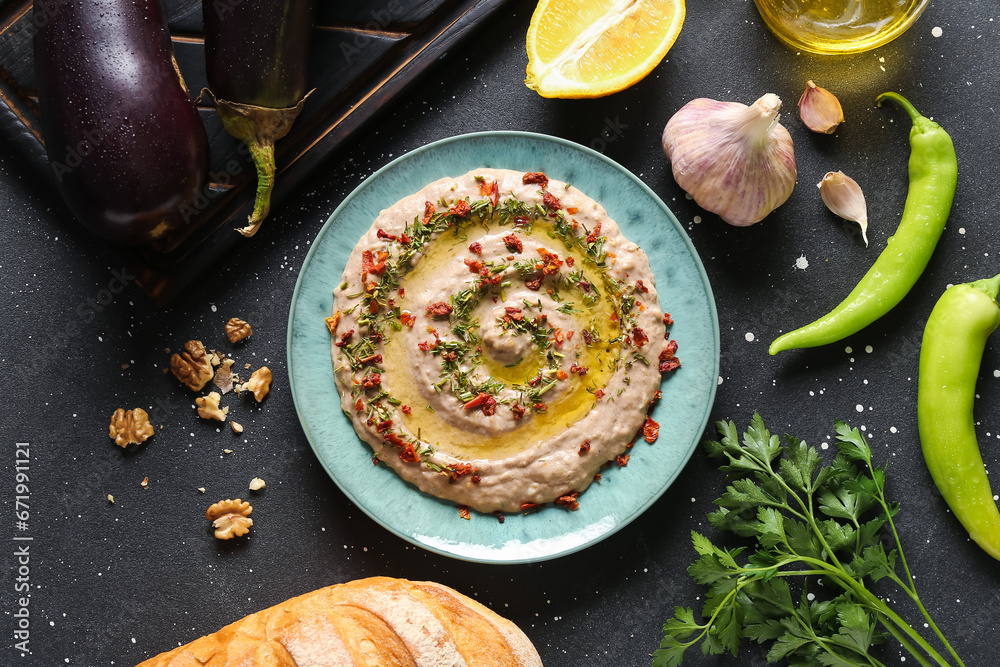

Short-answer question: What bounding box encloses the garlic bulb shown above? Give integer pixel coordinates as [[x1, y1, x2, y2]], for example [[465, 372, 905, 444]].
[[818, 171, 869, 246], [662, 94, 796, 227], [799, 81, 844, 134]]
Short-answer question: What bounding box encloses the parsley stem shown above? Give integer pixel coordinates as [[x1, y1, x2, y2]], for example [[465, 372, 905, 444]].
[[794, 554, 955, 667], [878, 615, 936, 667]]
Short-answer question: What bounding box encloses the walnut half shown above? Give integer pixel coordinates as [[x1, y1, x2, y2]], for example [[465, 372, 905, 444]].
[[241, 366, 272, 402], [206, 499, 253, 540], [225, 317, 253, 343], [195, 392, 228, 422], [170, 340, 214, 391], [109, 408, 155, 448]]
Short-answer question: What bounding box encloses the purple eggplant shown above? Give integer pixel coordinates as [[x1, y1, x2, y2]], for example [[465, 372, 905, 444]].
[[33, 0, 210, 247], [203, 0, 317, 237]]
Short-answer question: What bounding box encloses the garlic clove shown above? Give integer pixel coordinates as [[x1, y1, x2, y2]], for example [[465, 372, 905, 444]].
[[662, 93, 796, 227], [799, 81, 844, 134], [818, 171, 869, 246]]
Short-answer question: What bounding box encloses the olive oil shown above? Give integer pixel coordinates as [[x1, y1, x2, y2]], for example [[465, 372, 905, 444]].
[[752, 0, 928, 55], [384, 220, 619, 461]]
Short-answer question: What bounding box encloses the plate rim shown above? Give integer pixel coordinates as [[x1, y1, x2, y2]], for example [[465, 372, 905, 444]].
[[286, 130, 721, 564]]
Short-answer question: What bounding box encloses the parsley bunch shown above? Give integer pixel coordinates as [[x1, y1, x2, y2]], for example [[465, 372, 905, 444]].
[[655, 415, 965, 667]]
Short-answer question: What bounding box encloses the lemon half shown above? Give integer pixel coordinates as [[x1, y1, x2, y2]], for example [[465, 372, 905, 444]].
[[525, 0, 686, 99]]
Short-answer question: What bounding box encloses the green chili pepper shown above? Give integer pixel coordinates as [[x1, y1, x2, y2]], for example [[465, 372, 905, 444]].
[[918, 274, 1000, 561], [769, 92, 957, 355]]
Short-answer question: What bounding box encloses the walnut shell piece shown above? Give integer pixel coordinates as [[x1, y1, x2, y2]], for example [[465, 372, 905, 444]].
[[108, 408, 155, 448], [243, 366, 273, 402], [195, 391, 228, 422], [206, 499, 253, 540], [170, 340, 215, 391], [225, 317, 253, 343]]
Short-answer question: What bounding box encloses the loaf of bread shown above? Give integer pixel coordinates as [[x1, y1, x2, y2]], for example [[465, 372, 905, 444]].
[[135, 576, 543, 666]]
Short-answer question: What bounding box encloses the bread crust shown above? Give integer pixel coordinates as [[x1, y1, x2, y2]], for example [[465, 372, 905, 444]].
[[135, 577, 543, 667]]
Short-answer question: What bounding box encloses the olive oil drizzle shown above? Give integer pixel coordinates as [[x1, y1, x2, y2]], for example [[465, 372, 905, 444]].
[[341, 187, 646, 463]]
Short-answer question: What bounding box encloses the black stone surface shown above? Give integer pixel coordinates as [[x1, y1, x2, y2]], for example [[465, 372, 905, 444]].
[[2, 0, 998, 665]]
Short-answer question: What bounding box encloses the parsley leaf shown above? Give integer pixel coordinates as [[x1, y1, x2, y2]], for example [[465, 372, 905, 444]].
[[655, 415, 966, 667]]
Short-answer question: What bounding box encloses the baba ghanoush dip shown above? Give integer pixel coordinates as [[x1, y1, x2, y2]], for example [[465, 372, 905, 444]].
[[329, 169, 680, 514]]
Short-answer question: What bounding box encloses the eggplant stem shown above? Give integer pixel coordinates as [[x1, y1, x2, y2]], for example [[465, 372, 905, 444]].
[[202, 88, 312, 238], [238, 140, 276, 237]]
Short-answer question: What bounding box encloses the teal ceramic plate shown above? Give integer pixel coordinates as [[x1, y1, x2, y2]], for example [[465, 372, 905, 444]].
[[287, 132, 720, 564]]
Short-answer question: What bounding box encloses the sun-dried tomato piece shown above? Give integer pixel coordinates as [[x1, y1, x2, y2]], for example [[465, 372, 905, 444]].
[[504, 306, 524, 322], [520, 502, 540, 511], [542, 191, 561, 214], [354, 398, 364, 412], [401, 405, 412, 415], [494, 511, 505, 523], [556, 369, 568, 380], [503, 233, 523, 253], [565, 256, 575, 267], [376, 228, 397, 241], [458, 506, 471, 520], [579, 440, 591, 455], [399, 443, 419, 462], [361, 373, 381, 389], [361, 249, 389, 278], [522, 172, 549, 188], [482, 395, 497, 416], [525, 276, 543, 291], [449, 199, 471, 218], [582, 329, 593, 345], [372, 455, 380, 466], [359, 353, 383, 366], [513, 215, 531, 227], [632, 326, 649, 348], [478, 179, 500, 207], [659, 340, 681, 373], [464, 258, 485, 273], [635, 279, 649, 294], [422, 201, 435, 222], [325, 311, 341, 334], [399, 233, 411, 244], [375, 419, 392, 433], [659, 356, 681, 373], [400, 312, 416, 328], [552, 328, 564, 347], [536, 247, 563, 275], [569, 363, 588, 376], [663, 313, 674, 327], [566, 206, 578, 215], [468, 241, 483, 254], [643, 416, 660, 443], [448, 462, 474, 480], [586, 222, 602, 244], [426, 301, 454, 318], [532, 402, 547, 413], [478, 268, 503, 290], [511, 403, 526, 421], [556, 493, 580, 511], [463, 392, 490, 410], [384, 432, 407, 448], [334, 329, 354, 348], [616, 454, 630, 467]]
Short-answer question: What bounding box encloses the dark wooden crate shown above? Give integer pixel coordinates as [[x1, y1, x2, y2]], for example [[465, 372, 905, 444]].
[[0, 0, 510, 304]]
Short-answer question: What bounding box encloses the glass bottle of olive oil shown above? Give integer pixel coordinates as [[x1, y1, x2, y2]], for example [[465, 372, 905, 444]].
[[753, 0, 929, 55]]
